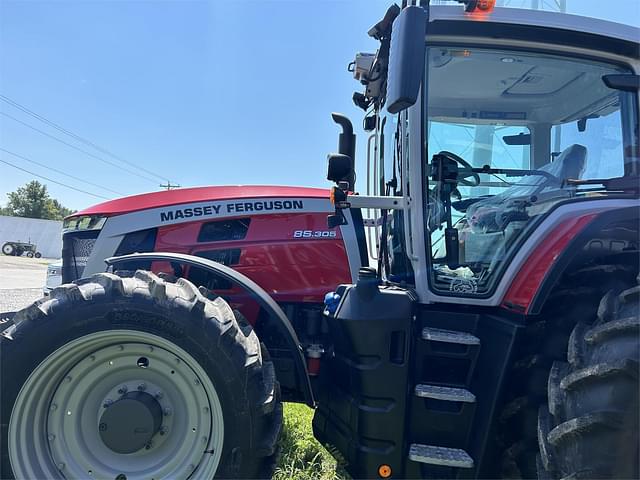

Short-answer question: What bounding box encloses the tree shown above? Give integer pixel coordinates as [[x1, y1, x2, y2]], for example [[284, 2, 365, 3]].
[[1, 181, 75, 220]]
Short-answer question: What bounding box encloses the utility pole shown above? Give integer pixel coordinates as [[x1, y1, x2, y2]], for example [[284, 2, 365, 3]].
[[160, 181, 181, 190]]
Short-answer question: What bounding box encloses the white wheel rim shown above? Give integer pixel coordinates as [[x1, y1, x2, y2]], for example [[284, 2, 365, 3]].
[[9, 330, 224, 479]]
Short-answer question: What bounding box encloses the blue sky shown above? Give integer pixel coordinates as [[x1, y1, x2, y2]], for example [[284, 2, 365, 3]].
[[0, 0, 638, 211]]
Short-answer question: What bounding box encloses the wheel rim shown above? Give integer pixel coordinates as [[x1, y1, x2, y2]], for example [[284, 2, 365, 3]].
[[2, 244, 13, 255], [9, 330, 224, 479]]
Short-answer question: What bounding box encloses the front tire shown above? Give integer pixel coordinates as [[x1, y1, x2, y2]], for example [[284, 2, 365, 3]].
[[539, 284, 640, 479], [1, 271, 282, 479]]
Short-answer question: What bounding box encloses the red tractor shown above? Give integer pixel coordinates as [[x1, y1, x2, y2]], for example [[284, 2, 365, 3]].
[[2, 1, 639, 479]]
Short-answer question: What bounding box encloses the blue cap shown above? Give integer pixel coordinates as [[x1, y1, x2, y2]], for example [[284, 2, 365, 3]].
[[323, 291, 341, 314]]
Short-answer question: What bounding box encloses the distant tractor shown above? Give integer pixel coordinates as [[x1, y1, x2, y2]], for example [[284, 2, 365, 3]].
[[1, 1, 638, 479], [1, 240, 41, 258]]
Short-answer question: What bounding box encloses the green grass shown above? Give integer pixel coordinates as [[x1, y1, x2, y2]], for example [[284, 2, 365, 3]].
[[274, 403, 348, 480]]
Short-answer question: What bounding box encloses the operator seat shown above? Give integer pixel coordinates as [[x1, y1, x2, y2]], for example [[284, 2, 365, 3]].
[[466, 144, 587, 232], [543, 143, 588, 183]]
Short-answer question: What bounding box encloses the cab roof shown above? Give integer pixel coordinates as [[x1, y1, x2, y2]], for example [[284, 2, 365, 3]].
[[74, 185, 329, 217], [429, 6, 639, 58]]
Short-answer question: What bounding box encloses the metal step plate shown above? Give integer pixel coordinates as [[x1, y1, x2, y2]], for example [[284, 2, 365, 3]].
[[422, 327, 480, 346], [409, 444, 474, 468], [415, 384, 476, 403]]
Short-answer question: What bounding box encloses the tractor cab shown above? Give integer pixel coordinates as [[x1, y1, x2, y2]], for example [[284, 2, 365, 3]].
[[329, 1, 639, 309], [317, 2, 639, 478]]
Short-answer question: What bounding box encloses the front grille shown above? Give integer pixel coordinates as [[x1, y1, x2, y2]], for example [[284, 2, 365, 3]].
[[62, 230, 99, 283]]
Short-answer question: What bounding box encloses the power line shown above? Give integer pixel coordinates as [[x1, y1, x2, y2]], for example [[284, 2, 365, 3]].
[[0, 157, 110, 200], [0, 94, 172, 183], [0, 147, 124, 196], [0, 111, 159, 185]]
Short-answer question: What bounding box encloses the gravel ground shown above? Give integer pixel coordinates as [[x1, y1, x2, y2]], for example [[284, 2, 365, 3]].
[[0, 256, 53, 313]]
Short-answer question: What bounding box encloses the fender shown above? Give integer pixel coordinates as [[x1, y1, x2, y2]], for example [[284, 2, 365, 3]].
[[106, 251, 315, 406], [503, 205, 640, 315], [528, 205, 639, 315]]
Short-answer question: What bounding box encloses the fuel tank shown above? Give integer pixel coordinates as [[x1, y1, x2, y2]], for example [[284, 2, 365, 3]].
[[313, 267, 417, 478]]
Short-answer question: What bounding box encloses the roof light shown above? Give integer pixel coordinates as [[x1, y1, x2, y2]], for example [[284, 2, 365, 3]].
[[463, 0, 496, 12]]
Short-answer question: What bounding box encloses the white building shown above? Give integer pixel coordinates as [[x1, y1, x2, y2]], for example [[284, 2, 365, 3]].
[[0, 215, 62, 259]]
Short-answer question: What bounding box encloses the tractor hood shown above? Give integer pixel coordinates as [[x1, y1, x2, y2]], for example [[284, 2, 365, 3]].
[[73, 185, 330, 217]]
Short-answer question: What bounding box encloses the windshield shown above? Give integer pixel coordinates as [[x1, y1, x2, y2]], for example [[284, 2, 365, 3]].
[[424, 45, 639, 296]]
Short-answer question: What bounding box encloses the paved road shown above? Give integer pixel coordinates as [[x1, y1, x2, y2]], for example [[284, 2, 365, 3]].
[[0, 256, 53, 313]]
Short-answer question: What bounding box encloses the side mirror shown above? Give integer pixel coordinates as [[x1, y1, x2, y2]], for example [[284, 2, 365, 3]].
[[327, 154, 353, 184], [386, 6, 427, 114]]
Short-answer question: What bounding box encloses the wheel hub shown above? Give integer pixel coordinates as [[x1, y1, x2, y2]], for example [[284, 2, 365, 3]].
[[99, 391, 163, 453]]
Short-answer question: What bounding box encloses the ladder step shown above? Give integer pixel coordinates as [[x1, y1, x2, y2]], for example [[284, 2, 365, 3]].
[[422, 327, 480, 346], [415, 384, 476, 403], [409, 444, 474, 468]]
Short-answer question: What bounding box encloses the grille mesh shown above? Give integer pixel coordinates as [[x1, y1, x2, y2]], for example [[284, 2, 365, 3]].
[[62, 231, 99, 283]]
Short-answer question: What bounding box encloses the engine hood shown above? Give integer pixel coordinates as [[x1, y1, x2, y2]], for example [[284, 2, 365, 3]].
[[72, 185, 330, 218]]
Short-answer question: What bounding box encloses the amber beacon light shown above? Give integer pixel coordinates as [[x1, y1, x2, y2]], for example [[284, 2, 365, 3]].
[[461, 0, 496, 13], [378, 464, 392, 478]]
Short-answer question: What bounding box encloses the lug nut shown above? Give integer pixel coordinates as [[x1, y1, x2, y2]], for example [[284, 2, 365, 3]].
[[103, 399, 113, 408], [137, 383, 146, 391], [154, 391, 164, 400], [118, 386, 128, 394], [163, 407, 172, 416], [160, 426, 168, 436], [50, 403, 58, 412]]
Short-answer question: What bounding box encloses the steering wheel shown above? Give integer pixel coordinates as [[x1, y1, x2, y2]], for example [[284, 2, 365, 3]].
[[438, 151, 481, 187]]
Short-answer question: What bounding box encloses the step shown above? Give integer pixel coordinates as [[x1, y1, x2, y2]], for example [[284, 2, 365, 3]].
[[422, 327, 480, 346], [415, 384, 476, 403], [409, 444, 474, 468]]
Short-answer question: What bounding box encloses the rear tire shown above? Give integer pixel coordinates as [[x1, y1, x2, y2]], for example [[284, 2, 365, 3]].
[[539, 284, 640, 479], [1, 243, 15, 256], [1, 271, 282, 479]]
